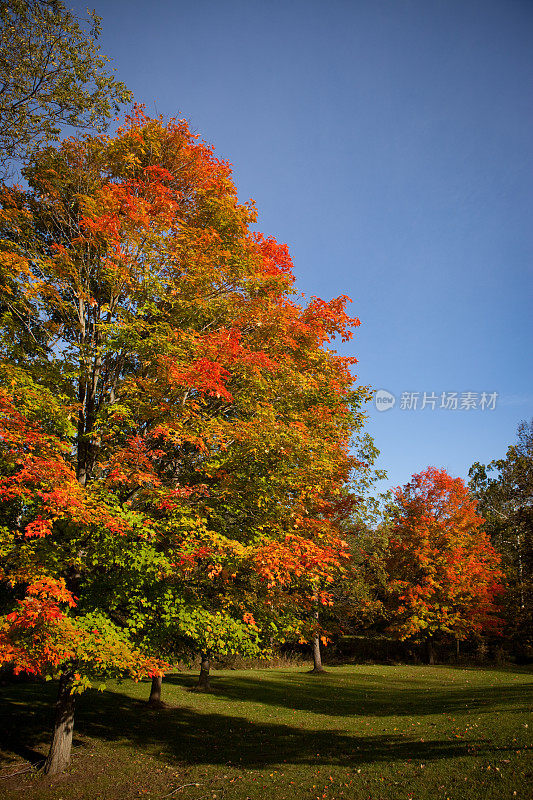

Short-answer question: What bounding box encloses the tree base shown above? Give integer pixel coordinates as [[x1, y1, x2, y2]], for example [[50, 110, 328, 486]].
[[43, 673, 76, 775], [308, 667, 328, 675], [146, 699, 168, 709]]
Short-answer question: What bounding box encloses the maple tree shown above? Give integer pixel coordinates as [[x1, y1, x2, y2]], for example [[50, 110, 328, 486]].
[[0, 109, 370, 768], [380, 467, 503, 664]]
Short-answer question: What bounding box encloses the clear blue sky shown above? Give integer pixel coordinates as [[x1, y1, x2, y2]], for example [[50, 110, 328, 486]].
[[75, 0, 532, 491]]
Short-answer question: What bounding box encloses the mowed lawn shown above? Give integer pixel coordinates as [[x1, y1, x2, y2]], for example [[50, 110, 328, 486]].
[[0, 665, 531, 800]]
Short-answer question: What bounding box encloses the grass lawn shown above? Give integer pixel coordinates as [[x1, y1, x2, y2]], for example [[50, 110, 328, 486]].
[[0, 664, 531, 800]]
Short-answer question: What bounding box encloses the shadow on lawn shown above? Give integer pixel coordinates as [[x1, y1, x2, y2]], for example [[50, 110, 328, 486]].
[[0, 679, 525, 771], [162, 670, 533, 719]]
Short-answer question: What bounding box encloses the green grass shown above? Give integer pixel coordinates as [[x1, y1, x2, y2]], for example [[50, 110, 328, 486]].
[[0, 664, 531, 800]]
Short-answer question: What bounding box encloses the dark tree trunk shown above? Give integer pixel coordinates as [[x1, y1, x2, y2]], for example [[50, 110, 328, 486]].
[[310, 633, 326, 673], [425, 638, 436, 665], [194, 652, 212, 691], [309, 606, 326, 674], [148, 674, 164, 706], [44, 672, 76, 775]]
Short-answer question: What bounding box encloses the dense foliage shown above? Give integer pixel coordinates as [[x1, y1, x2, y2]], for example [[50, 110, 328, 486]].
[[378, 467, 503, 662], [469, 420, 533, 661], [0, 109, 370, 769]]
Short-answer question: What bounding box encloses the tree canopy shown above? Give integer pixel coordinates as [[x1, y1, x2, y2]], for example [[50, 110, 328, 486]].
[[380, 467, 503, 661], [0, 0, 131, 176]]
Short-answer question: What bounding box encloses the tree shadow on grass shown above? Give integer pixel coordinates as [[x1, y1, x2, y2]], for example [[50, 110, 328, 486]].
[[162, 670, 533, 719], [0, 680, 524, 772], [0, 682, 89, 768]]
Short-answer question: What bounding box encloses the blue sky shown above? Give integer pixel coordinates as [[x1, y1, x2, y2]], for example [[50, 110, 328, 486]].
[[75, 0, 532, 491]]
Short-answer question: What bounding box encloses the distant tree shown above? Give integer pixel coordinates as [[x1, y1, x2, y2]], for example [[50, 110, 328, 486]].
[[469, 419, 533, 661], [381, 467, 503, 664], [0, 0, 131, 175]]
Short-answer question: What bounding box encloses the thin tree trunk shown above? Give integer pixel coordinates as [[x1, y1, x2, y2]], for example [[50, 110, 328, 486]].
[[425, 638, 435, 665], [309, 605, 326, 674], [76, 303, 103, 487], [147, 674, 163, 706], [516, 530, 525, 610], [43, 672, 76, 775], [194, 652, 212, 691]]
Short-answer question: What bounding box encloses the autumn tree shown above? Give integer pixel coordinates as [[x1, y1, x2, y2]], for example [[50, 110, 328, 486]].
[[469, 419, 533, 661], [0, 110, 369, 764], [381, 467, 503, 664], [0, 0, 131, 176]]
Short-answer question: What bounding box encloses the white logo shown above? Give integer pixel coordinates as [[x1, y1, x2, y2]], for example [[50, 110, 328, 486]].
[[375, 389, 396, 412]]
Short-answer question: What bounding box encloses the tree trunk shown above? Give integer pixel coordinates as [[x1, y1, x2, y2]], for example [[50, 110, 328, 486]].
[[194, 652, 212, 691], [43, 672, 76, 775], [309, 605, 326, 674], [310, 633, 326, 673], [147, 674, 163, 706], [425, 638, 436, 665]]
